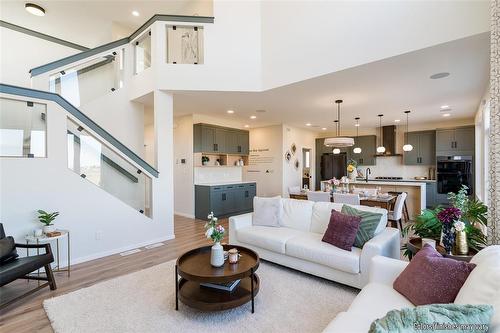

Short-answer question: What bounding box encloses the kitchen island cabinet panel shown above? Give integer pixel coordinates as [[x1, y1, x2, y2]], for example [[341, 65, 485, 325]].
[[195, 182, 256, 219]]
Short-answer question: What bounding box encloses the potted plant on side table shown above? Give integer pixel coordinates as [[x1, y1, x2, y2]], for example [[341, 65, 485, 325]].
[[38, 210, 59, 234], [402, 185, 487, 259]]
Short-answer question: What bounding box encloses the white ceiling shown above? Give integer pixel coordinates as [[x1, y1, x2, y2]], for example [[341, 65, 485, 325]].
[[0, 1, 212, 47], [170, 32, 489, 132]]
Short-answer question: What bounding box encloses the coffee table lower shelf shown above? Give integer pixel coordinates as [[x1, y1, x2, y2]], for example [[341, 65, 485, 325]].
[[177, 274, 260, 312]]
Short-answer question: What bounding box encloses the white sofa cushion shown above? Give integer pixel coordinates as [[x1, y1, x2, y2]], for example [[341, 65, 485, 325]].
[[281, 198, 314, 231], [252, 196, 282, 227], [310, 202, 343, 234], [285, 232, 361, 274], [235, 226, 302, 254], [455, 245, 500, 332]]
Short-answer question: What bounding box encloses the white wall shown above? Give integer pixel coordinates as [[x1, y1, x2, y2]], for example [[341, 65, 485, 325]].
[[282, 125, 316, 195], [243, 125, 283, 197], [173, 114, 195, 218], [0, 98, 173, 265], [0, 27, 79, 87], [260, 0, 490, 89]]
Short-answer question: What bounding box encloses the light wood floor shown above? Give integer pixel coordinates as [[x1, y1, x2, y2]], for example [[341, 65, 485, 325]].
[[0, 215, 228, 333]]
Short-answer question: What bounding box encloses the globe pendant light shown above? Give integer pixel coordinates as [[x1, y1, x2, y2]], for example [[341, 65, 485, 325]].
[[324, 100, 355, 149], [353, 117, 362, 154], [376, 114, 386, 154], [402, 110, 414, 152]]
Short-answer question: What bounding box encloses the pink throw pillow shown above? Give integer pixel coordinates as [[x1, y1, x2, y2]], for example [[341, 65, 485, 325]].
[[322, 210, 361, 251], [393, 244, 476, 305]]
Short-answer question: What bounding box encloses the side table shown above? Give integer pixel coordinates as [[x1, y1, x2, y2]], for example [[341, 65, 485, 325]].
[[406, 237, 476, 262], [25, 229, 71, 277]]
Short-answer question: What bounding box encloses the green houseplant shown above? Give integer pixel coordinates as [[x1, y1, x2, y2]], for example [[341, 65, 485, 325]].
[[201, 156, 210, 166], [402, 185, 487, 258], [38, 210, 59, 234]]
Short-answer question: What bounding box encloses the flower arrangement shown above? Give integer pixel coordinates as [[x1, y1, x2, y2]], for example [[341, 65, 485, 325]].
[[346, 159, 357, 173], [205, 212, 225, 243], [328, 177, 341, 191], [402, 185, 487, 257]]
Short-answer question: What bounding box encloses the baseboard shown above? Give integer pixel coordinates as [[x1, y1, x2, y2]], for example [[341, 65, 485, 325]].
[[69, 234, 175, 266], [174, 211, 195, 219]]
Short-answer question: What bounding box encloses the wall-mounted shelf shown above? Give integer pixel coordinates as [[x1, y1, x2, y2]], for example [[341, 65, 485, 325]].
[[194, 152, 249, 167]]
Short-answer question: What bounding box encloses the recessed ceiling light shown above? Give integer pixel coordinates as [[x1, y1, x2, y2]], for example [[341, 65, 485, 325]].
[[322, 127, 327, 130], [244, 125, 249, 128], [132, 10, 140, 17], [442, 113, 451, 117], [250, 115, 257, 119], [394, 119, 401, 123], [306, 123, 311, 126], [430, 72, 450, 79], [440, 105, 450, 109], [25, 3, 45, 16], [227, 110, 234, 114]]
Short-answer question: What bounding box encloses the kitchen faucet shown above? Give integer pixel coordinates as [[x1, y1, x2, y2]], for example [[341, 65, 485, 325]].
[[365, 168, 371, 183]]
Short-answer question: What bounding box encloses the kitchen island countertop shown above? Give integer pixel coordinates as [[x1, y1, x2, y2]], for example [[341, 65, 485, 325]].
[[195, 181, 256, 186]]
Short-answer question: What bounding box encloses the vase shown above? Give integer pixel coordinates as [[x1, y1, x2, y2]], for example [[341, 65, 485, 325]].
[[441, 223, 455, 254], [348, 171, 357, 181], [210, 242, 224, 267], [455, 230, 468, 255], [43, 225, 56, 234]]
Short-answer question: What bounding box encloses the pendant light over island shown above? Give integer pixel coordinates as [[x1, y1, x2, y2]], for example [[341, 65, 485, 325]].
[[376, 114, 386, 154], [324, 100, 354, 153]]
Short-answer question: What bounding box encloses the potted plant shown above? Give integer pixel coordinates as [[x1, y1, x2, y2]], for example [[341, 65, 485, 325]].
[[38, 210, 59, 234], [202, 156, 210, 166], [205, 212, 225, 267], [347, 159, 357, 181], [402, 185, 487, 257]]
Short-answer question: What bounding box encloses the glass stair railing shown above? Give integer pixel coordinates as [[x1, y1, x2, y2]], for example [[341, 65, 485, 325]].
[[0, 83, 157, 217]]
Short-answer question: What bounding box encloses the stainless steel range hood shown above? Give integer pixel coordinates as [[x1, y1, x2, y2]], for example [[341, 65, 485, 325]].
[[375, 125, 402, 157]]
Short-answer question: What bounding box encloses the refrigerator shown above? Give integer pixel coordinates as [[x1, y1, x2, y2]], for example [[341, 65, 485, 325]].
[[320, 153, 347, 181]]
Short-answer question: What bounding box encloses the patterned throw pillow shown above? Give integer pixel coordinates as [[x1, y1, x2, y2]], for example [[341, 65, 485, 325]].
[[322, 210, 362, 251], [341, 205, 382, 248]]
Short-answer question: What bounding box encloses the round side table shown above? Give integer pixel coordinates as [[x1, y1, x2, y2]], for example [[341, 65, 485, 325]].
[[406, 237, 476, 262], [25, 229, 71, 277]]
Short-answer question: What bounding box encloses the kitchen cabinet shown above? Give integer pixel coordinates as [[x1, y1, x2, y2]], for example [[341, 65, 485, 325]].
[[436, 126, 474, 156], [194, 124, 249, 155], [349, 135, 376, 166], [404, 131, 435, 165], [425, 182, 437, 209], [195, 182, 256, 219]]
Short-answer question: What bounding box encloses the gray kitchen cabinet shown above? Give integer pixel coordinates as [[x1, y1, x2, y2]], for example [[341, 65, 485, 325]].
[[353, 135, 376, 166], [195, 182, 256, 219], [436, 126, 474, 156], [425, 182, 437, 209], [194, 124, 249, 155], [404, 131, 436, 165]]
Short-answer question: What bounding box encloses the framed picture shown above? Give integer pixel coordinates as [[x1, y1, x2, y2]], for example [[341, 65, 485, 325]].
[[291, 143, 297, 155], [285, 151, 292, 162]]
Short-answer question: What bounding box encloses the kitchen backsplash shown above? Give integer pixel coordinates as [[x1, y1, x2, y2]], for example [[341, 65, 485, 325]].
[[357, 156, 433, 179], [194, 166, 243, 184]]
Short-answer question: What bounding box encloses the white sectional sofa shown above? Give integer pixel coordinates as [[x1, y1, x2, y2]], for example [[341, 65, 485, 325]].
[[324, 246, 500, 333], [229, 198, 400, 289]]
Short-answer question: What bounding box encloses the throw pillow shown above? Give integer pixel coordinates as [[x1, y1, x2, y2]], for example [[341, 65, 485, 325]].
[[0, 236, 18, 263], [393, 244, 476, 305], [341, 204, 382, 248], [322, 210, 361, 251], [252, 196, 282, 227], [369, 304, 493, 333]]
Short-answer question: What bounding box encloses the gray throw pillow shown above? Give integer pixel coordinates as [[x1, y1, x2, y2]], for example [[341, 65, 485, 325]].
[[341, 205, 382, 248], [0, 236, 18, 263]]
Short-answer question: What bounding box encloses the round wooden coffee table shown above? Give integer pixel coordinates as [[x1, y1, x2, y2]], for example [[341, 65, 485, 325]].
[[175, 244, 260, 313]]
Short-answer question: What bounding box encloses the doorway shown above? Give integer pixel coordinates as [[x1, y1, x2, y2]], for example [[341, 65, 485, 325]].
[[302, 148, 312, 190]]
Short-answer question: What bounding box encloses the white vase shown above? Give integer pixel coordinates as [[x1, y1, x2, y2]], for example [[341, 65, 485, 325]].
[[43, 225, 56, 234], [349, 171, 357, 181], [210, 242, 224, 267]]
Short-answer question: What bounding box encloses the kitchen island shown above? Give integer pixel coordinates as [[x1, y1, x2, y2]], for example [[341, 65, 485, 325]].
[[195, 182, 256, 220], [321, 179, 429, 219]]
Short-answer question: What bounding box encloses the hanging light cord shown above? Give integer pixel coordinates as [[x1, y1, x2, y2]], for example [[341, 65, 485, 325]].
[[405, 111, 409, 144], [337, 102, 341, 137]]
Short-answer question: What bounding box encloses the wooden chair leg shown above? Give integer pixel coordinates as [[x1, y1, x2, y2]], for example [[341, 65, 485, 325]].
[[398, 218, 403, 232], [403, 202, 409, 222], [44, 264, 57, 290]]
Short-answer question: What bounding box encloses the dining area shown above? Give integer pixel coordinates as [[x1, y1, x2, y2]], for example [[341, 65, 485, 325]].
[[288, 185, 409, 232]]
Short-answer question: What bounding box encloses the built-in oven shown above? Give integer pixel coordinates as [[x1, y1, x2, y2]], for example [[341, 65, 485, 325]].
[[436, 156, 473, 195]]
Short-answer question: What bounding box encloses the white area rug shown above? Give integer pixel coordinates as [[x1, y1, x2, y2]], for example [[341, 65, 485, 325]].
[[44, 260, 358, 333]]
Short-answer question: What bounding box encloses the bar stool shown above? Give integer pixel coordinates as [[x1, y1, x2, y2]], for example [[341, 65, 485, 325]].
[[388, 191, 409, 222]]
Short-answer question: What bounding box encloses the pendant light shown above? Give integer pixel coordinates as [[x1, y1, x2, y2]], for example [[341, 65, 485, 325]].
[[376, 114, 386, 154], [402, 110, 414, 152], [324, 99, 355, 150], [332, 120, 341, 154], [353, 117, 362, 154]]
